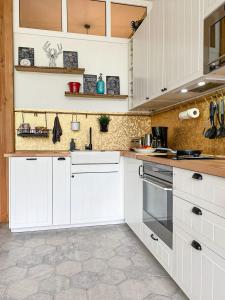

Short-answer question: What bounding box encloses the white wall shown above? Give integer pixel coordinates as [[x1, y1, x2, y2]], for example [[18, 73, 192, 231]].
[[14, 33, 129, 112]]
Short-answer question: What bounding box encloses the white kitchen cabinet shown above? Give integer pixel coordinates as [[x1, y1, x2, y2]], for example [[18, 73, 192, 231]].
[[174, 167, 225, 219], [174, 225, 225, 300], [71, 164, 123, 225], [142, 223, 173, 275], [124, 157, 143, 238], [174, 195, 225, 259], [204, 0, 224, 17], [148, 0, 165, 100], [10, 157, 52, 230], [163, 0, 203, 92], [53, 157, 71, 226], [132, 16, 149, 108]]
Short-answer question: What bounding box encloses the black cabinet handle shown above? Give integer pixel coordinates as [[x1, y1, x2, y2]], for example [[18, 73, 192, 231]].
[[192, 206, 202, 216], [146, 97, 150, 100], [26, 158, 37, 161], [191, 240, 202, 251], [151, 234, 158, 241], [71, 175, 75, 178], [161, 88, 168, 92], [139, 165, 143, 177], [58, 157, 66, 161], [192, 173, 203, 180]]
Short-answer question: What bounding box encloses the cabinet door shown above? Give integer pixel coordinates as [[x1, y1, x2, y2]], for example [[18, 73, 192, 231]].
[[164, 0, 203, 92], [148, 0, 165, 100], [204, 0, 225, 17], [53, 157, 71, 226], [71, 171, 123, 224], [174, 225, 225, 300], [124, 157, 143, 238], [10, 157, 52, 229], [132, 16, 149, 108]]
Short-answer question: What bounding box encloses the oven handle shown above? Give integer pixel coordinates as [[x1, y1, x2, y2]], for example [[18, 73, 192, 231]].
[[143, 178, 172, 191]]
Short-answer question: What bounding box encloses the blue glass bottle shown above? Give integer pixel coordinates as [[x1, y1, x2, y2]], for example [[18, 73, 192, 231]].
[[96, 73, 105, 94]]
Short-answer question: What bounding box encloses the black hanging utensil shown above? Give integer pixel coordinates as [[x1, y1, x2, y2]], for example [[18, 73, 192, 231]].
[[220, 98, 225, 137], [204, 101, 217, 139]]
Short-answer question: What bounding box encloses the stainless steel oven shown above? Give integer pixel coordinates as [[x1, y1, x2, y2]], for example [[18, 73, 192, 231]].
[[204, 2, 225, 73], [143, 162, 173, 249]]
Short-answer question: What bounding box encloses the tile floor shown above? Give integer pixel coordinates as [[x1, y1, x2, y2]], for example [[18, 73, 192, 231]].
[[0, 224, 188, 300]]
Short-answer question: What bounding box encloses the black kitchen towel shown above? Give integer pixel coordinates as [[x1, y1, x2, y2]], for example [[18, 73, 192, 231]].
[[52, 115, 62, 144]]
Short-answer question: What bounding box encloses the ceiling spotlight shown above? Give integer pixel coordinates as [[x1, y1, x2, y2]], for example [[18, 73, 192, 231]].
[[198, 81, 206, 86], [181, 88, 188, 93]]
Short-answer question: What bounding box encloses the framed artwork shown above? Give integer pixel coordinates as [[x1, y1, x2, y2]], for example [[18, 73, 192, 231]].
[[63, 51, 78, 68], [83, 74, 97, 94], [18, 47, 35, 66], [106, 76, 120, 95]]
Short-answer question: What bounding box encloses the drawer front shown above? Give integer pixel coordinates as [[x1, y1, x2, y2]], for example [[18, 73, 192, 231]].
[[174, 168, 225, 218], [174, 196, 225, 259], [142, 223, 172, 275], [174, 225, 225, 300]]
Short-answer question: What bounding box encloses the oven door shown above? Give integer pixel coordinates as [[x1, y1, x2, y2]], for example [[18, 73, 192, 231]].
[[204, 4, 225, 74], [143, 175, 173, 248]]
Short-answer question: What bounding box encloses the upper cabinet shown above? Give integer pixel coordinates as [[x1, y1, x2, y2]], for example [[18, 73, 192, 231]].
[[132, 16, 149, 108], [163, 0, 203, 92], [130, 0, 204, 110], [204, 0, 225, 17]]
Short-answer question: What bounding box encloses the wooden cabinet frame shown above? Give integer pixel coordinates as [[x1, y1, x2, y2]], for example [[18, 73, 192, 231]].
[[0, 0, 15, 223]]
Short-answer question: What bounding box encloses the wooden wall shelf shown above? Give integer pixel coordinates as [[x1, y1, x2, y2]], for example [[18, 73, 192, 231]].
[[15, 65, 85, 75], [65, 92, 128, 99]]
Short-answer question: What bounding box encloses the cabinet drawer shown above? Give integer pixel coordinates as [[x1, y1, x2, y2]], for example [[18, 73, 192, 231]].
[[174, 225, 225, 300], [174, 168, 225, 219], [142, 223, 172, 275], [174, 196, 225, 259]]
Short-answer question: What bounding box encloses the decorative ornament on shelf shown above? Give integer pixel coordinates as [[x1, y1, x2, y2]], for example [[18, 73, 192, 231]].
[[96, 73, 105, 95], [43, 41, 63, 67], [98, 114, 111, 132]]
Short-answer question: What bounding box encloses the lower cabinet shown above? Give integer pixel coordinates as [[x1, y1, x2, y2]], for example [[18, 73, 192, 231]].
[[174, 225, 225, 300], [142, 223, 173, 275], [10, 157, 53, 229], [53, 157, 71, 226], [124, 157, 143, 238], [71, 164, 123, 224]]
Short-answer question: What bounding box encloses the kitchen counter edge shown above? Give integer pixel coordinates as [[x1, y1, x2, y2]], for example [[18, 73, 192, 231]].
[[121, 151, 225, 179]]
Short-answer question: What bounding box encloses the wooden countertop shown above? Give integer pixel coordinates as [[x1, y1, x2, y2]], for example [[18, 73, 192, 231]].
[[121, 151, 225, 178], [4, 151, 70, 157], [5, 150, 225, 178]]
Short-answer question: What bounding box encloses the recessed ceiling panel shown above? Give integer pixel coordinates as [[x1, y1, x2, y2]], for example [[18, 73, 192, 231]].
[[67, 0, 106, 36], [111, 3, 147, 38], [20, 0, 62, 31]]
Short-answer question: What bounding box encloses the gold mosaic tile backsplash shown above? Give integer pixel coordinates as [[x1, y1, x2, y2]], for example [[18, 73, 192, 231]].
[[151, 98, 225, 155], [15, 112, 151, 151]]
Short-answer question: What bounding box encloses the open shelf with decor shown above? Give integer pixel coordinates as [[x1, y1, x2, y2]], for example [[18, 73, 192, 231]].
[[15, 65, 85, 75], [65, 92, 128, 100]]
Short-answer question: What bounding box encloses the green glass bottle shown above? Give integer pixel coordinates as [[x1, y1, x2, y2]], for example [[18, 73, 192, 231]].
[[96, 73, 105, 94]]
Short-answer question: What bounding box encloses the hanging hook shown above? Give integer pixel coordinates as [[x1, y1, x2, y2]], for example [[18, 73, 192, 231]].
[[22, 111, 24, 123]]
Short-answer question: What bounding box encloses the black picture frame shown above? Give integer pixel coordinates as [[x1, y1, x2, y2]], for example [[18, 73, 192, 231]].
[[106, 76, 120, 95], [18, 47, 35, 66], [63, 51, 78, 68], [83, 74, 97, 94]]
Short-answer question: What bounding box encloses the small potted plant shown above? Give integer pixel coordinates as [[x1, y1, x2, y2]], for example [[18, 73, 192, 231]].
[[98, 114, 111, 132]]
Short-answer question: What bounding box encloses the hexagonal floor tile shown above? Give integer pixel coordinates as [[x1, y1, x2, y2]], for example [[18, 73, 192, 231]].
[[55, 288, 87, 300], [71, 272, 99, 289], [39, 275, 70, 294], [56, 261, 82, 277], [6, 279, 38, 300], [83, 258, 108, 273], [98, 268, 126, 285], [107, 255, 132, 269], [119, 279, 152, 300], [88, 283, 120, 300]]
